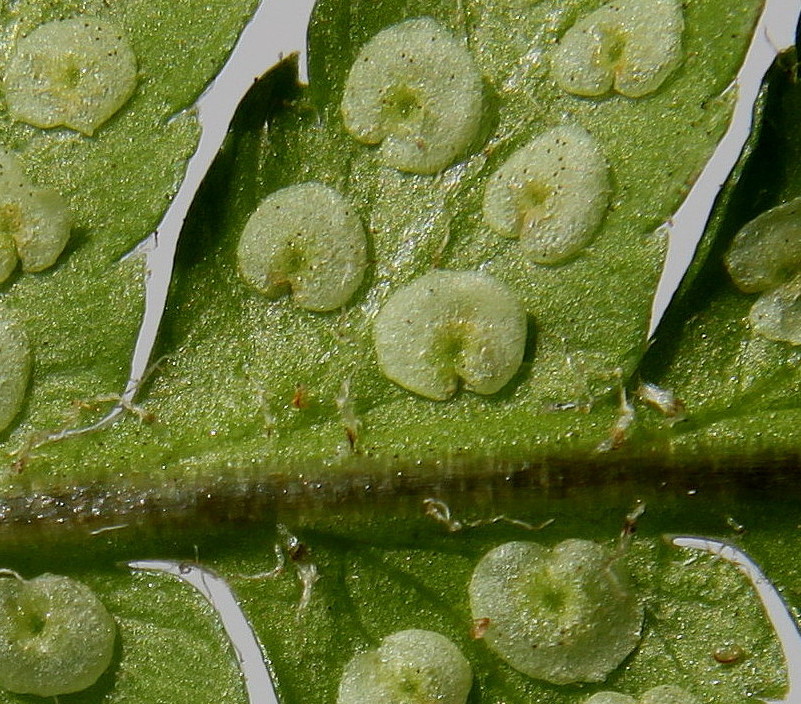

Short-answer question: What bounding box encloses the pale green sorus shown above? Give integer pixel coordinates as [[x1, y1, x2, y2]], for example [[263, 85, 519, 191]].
[[586, 685, 702, 704], [0, 316, 31, 435], [483, 124, 611, 265], [337, 629, 472, 704], [0, 150, 71, 282], [469, 539, 643, 684], [236, 181, 368, 312], [341, 16, 484, 174], [0, 573, 116, 697], [725, 197, 801, 344], [373, 270, 528, 401], [551, 0, 684, 98], [4, 17, 137, 136]]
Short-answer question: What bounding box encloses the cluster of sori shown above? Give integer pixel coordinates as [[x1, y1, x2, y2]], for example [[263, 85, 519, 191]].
[[725, 197, 801, 345], [0, 15, 138, 434], [235, 0, 684, 402], [336, 538, 698, 704]]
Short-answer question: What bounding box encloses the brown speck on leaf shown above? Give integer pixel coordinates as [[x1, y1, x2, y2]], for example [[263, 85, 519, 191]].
[[345, 426, 357, 451], [713, 644, 745, 664], [292, 384, 308, 409], [471, 617, 491, 639], [288, 542, 309, 562]]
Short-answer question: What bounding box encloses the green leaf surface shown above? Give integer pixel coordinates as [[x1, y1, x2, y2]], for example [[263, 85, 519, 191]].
[[0, 565, 247, 704], [637, 50, 801, 462], [2, 0, 765, 498], [0, 0, 258, 469], [228, 493, 787, 704], [2, 480, 792, 704], [1, 3, 799, 703]]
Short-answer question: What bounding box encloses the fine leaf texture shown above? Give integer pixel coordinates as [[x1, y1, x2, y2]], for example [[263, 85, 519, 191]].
[[0, 4, 798, 704], [3, 481, 786, 704], [0, 562, 248, 704], [224, 492, 787, 704], [0, 0, 258, 472], [0, 0, 765, 500], [636, 50, 801, 463]]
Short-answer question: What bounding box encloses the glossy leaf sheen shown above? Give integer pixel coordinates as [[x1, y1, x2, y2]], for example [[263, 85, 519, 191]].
[[0, 3, 795, 704], [0, 567, 247, 704], [226, 492, 785, 704], [639, 51, 801, 461], [0, 0, 257, 474], [4, 0, 764, 495]]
